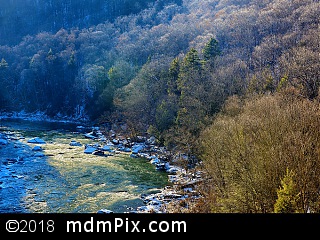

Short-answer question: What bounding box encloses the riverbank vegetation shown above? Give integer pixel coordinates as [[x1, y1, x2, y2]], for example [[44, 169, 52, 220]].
[[199, 93, 320, 213], [1, 0, 320, 213]]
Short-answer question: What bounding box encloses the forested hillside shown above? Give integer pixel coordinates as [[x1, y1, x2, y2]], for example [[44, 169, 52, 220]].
[[1, 0, 320, 213], [0, 0, 175, 45]]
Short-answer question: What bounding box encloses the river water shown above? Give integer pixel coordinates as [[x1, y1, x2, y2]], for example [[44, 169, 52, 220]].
[[0, 118, 170, 213]]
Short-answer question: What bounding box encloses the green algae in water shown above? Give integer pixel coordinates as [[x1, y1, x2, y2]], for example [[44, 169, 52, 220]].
[[0, 119, 170, 213]]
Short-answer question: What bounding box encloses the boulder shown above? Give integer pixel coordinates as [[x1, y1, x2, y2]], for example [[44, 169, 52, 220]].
[[97, 209, 113, 214], [132, 144, 144, 154], [28, 137, 46, 144], [32, 146, 43, 151], [84, 146, 97, 154]]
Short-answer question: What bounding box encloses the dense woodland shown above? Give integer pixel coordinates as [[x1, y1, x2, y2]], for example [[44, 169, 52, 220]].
[[1, 0, 320, 213]]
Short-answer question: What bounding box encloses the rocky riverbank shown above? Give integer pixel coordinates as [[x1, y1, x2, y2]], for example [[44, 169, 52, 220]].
[[0, 116, 204, 213], [79, 125, 205, 213]]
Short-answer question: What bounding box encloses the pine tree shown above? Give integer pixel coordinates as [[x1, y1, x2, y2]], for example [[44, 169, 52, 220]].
[[168, 57, 180, 96], [177, 48, 202, 95], [175, 48, 206, 138], [202, 37, 221, 61], [182, 48, 202, 71], [274, 168, 300, 213]]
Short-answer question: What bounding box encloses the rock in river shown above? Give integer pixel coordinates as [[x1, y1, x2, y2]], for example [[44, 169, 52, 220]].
[[27, 137, 46, 144]]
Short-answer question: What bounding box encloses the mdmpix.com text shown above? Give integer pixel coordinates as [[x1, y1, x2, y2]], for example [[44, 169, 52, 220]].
[[66, 217, 187, 233]]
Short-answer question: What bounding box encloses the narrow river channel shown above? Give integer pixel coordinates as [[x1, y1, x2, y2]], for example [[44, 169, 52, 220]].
[[0, 118, 170, 213]]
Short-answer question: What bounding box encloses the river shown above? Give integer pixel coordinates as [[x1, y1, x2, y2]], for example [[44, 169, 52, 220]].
[[0, 118, 170, 213]]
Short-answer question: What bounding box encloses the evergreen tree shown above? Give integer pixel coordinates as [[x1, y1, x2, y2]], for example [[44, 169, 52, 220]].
[[167, 57, 180, 96], [181, 48, 202, 71], [274, 168, 300, 213], [155, 98, 177, 132], [177, 48, 202, 96], [174, 48, 205, 152], [202, 37, 221, 61]]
